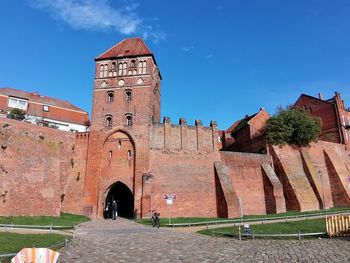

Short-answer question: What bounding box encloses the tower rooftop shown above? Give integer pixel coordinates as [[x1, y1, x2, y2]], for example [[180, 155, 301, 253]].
[[96, 37, 153, 61]]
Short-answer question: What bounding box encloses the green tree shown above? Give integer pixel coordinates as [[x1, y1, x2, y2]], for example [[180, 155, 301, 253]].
[[266, 107, 321, 146], [7, 108, 26, 121]]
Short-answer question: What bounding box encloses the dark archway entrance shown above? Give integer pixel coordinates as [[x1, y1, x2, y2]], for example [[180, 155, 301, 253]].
[[105, 182, 134, 218]]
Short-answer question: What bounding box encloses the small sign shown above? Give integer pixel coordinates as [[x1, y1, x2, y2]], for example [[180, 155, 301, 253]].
[[163, 194, 176, 200], [166, 199, 173, 205]]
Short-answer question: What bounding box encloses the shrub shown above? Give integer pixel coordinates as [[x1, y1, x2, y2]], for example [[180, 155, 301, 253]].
[[7, 108, 25, 121]]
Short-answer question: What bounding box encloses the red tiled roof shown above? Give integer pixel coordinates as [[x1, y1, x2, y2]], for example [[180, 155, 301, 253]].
[[0, 87, 86, 113], [226, 119, 243, 133], [96, 37, 153, 60], [226, 109, 269, 134]]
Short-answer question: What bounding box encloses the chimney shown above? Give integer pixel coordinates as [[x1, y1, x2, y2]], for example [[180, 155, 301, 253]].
[[318, 93, 323, 100]]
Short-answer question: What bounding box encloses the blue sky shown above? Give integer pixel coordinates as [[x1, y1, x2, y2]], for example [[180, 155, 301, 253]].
[[1, 0, 350, 130]]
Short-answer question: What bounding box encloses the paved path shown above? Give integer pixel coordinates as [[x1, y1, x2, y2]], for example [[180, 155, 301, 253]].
[[58, 218, 350, 263]]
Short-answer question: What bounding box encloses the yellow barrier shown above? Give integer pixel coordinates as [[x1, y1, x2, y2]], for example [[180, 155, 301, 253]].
[[326, 215, 350, 237]]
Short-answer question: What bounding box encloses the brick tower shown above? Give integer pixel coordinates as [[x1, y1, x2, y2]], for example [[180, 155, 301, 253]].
[[91, 37, 161, 129], [83, 38, 161, 218]]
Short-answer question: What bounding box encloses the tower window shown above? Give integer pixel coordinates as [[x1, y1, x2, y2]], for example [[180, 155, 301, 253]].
[[118, 63, 123, 76], [99, 64, 104, 77], [105, 115, 113, 128], [111, 62, 116, 71], [109, 151, 113, 158], [125, 90, 132, 101], [123, 62, 127, 75], [126, 115, 133, 126], [138, 60, 147, 74], [127, 150, 133, 159], [142, 61, 147, 74], [130, 60, 136, 68], [107, 91, 114, 103], [103, 64, 108, 77]]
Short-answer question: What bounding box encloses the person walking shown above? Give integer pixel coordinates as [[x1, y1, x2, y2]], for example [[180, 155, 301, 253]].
[[151, 210, 160, 228], [112, 200, 118, 220]]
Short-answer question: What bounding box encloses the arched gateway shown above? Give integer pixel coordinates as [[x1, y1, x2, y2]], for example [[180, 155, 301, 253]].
[[105, 182, 134, 218], [99, 130, 136, 219]]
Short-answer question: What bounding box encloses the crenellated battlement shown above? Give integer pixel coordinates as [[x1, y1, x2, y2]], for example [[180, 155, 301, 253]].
[[150, 117, 218, 152]]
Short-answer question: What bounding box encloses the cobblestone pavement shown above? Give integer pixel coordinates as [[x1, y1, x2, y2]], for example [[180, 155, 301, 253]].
[[58, 218, 350, 263]]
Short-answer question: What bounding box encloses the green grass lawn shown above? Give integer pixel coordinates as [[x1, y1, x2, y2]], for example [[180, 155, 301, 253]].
[[0, 213, 90, 227], [136, 206, 349, 227], [0, 232, 69, 254], [135, 217, 230, 227], [242, 206, 350, 220], [198, 218, 326, 237]]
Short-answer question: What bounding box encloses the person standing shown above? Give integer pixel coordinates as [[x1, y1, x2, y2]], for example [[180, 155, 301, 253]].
[[104, 202, 111, 219], [112, 200, 118, 220]]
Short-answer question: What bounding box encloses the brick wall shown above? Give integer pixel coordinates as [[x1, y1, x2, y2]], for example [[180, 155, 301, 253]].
[[61, 132, 89, 215], [219, 151, 284, 215], [270, 144, 319, 211], [269, 141, 350, 212], [147, 149, 221, 218], [150, 118, 218, 152], [0, 118, 75, 216]]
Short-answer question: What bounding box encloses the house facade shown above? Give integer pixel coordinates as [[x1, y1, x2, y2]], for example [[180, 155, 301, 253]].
[[294, 92, 350, 146], [0, 88, 90, 132]]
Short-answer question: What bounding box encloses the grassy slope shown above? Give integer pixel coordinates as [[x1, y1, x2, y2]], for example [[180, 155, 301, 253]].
[[0, 233, 69, 254], [198, 219, 326, 236], [0, 213, 90, 226]]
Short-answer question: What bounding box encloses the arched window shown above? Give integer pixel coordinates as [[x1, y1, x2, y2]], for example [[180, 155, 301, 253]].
[[107, 91, 114, 103], [111, 62, 116, 71], [138, 61, 143, 74], [130, 60, 136, 68], [106, 115, 113, 128], [142, 61, 147, 74], [99, 65, 104, 77], [123, 62, 127, 75], [118, 63, 123, 76], [127, 150, 133, 159], [103, 64, 108, 77], [138, 60, 147, 74], [126, 115, 133, 126], [125, 90, 132, 101]]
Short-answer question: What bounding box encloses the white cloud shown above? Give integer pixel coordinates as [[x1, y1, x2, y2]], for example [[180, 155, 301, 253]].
[[142, 25, 166, 44], [29, 0, 165, 42], [205, 54, 214, 59], [181, 46, 194, 52]]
